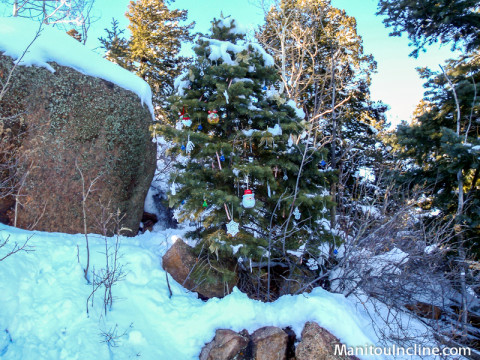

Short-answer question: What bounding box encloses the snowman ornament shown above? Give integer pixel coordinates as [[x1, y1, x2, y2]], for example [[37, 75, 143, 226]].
[[242, 189, 255, 208]]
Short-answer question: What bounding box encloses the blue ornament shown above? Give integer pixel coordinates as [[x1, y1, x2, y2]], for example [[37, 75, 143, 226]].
[[220, 155, 225, 162], [181, 200, 185, 205], [181, 145, 186, 151], [320, 160, 327, 167], [333, 249, 338, 255], [198, 125, 203, 130], [262, 85, 268, 91]]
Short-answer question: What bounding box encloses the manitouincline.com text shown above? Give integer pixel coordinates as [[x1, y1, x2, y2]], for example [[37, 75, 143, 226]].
[[334, 344, 471, 357]]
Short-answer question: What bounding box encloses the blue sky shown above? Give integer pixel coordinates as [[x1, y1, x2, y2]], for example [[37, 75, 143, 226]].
[[1, 0, 457, 126]]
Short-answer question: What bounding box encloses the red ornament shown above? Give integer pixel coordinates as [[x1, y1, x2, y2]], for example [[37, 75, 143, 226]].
[[207, 110, 220, 124], [180, 106, 192, 127], [242, 189, 255, 208]]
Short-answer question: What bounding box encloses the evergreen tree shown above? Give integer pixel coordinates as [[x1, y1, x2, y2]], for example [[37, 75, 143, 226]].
[[258, 0, 388, 231], [394, 57, 480, 247], [377, 0, 480, 57], [99, 18, 131, 70], [161, 16, 334, 299], [99, 0, 194, 118]]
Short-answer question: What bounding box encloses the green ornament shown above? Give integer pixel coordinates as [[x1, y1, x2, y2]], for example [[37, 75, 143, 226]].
[[203, 200, 208, 207]]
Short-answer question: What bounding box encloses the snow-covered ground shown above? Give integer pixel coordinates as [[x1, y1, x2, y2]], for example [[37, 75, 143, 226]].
[[0, 223, 399, 360]]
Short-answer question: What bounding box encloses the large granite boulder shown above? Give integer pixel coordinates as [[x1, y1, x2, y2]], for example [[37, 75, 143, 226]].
[[199, 323, 359, 360], [0, 54, 155, 235]]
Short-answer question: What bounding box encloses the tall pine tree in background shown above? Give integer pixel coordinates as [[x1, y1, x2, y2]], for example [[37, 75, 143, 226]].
[[380, 0, 480, 247], [394, 59, 480, 248], [258, 0, 388, 235], [377, 0, 480, 57], [161, 16, 335, 300], [99, 0, 194, 118]]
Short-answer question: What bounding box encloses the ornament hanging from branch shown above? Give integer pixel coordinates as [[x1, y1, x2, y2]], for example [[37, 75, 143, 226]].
[[293, 207, 301, 220], [226, 219, 239, 237], [236, 51, 251, 64], [223, 90, 229, 104], [180, 106, 192, 127], [287, 134, 294, 148], [207, 110, 220, 124], [170, 181, 176, 195], [186, 134, 195, 154], [272, 93, 286, 106], [242, 189, 255, 208]]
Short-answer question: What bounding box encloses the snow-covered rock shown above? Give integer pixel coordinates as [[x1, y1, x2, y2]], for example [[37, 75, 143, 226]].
[[0, 17, 154, 118]]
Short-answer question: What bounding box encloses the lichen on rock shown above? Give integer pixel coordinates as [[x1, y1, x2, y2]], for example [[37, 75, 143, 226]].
[[0, 54, 156, 236]]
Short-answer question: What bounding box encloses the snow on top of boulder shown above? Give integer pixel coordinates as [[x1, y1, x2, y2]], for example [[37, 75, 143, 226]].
[[0, 17, 154, 118]]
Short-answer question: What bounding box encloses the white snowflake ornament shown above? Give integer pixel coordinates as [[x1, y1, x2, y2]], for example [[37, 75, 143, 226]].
[[287, 134, 293, 147], [226, 220, 239, 237], [293, 207, 301, 220]]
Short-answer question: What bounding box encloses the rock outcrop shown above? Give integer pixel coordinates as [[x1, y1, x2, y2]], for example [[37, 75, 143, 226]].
[[0, 54, 155, 235], [296, 322, 357, 360], [200, 327, 288, 360], [251, 327, 288, 360], [199, 329, 249, 360], [200, 323, 359, 360], [162, 238, 237, 299]]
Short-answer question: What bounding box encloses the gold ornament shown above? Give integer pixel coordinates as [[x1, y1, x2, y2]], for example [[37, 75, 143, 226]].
[[236, 52, 251, 64], [207, 110, 220, 124], [272, 93, 286, 106]]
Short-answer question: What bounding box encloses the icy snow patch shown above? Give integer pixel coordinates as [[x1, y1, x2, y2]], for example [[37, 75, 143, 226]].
[[286, 99, 305, 119], [267, 124, 282, 136], [0, 17, 154, 119], [369, 248, 409, 276]]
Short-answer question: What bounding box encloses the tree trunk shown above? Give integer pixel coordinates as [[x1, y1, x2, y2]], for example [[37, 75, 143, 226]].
[[330, 52, 337, 231]]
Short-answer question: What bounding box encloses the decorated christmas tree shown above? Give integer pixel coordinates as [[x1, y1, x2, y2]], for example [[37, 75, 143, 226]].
[[161, 16, 335, 298]]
